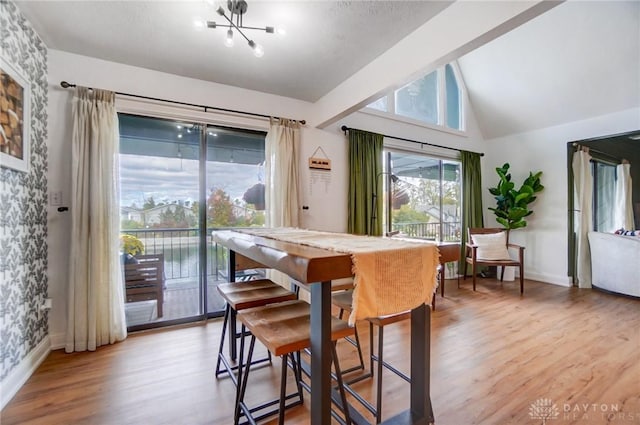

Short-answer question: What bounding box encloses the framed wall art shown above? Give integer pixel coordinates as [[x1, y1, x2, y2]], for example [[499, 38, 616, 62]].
[[0, 56, 30, 172]]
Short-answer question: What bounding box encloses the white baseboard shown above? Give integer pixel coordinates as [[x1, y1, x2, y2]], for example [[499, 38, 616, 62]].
[[50, 332, 66, 350], [526, 271, 573, 287], [1, 336, 51, 410]]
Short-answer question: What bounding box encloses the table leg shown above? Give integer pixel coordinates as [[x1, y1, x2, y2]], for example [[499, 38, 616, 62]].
[[228, 250, 237, 361], [310, 281, 332, 425], [411, 303, 434, 423]]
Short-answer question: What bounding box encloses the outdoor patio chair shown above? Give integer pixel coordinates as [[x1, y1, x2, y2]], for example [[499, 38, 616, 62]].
[[124, 253, 165, 318]]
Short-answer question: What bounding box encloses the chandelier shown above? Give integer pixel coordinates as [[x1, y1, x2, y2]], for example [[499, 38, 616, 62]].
[[207, 0, 275, 57]]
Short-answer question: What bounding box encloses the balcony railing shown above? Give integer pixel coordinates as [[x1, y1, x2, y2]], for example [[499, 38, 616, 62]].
[[122, 223, 461, 282], [121, 228, 227, 281], [392, 221, 460, 242]]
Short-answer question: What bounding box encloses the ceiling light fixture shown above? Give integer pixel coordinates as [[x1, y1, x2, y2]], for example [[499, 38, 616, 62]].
[[207, 0, 273, 57]]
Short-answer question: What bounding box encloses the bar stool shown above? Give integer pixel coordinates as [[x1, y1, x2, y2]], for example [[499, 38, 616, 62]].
[[215, 279, 297, 385], [235, 299, 354, 425], [332, 290, 412, 424]]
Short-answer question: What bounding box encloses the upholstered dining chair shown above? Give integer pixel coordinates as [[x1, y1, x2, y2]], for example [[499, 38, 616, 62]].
[[464, 228, 525, 294]]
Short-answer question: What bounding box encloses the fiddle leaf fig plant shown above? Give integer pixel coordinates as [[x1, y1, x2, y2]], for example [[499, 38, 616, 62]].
[[488, 163, 544, 235]]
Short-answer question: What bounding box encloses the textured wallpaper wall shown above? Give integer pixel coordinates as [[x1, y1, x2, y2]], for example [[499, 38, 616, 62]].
[[0, 0, 49, 381]]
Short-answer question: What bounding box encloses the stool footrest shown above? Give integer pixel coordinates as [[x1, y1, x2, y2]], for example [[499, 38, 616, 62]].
[[215, 352, 271, 385], [370, 353, 411, 383], [237, 393, 304, 425]]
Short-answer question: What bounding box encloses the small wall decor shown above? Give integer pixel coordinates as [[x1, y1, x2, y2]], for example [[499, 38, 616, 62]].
[[0, 56, 30, 172], [308, 146, 331, 170]]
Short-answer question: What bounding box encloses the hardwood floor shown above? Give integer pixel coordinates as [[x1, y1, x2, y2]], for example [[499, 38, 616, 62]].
[[2, 279, 639, 425]]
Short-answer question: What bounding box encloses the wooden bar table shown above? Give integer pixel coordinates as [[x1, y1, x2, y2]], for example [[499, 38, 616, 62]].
[[212, 229, 435, 425]]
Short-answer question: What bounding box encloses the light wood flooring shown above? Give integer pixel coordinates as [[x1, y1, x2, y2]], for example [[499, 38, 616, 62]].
[[2, 278, 639, 425]]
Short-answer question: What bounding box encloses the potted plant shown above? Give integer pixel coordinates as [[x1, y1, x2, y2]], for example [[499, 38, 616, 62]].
[[488, 163, 544, 241], [487, 163, 544, 280], [120, 234, 144, 264]]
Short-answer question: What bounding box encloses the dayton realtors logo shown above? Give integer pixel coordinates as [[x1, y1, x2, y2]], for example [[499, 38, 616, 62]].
[[529, 399, 560, 424], [530, 399, 639, 422]]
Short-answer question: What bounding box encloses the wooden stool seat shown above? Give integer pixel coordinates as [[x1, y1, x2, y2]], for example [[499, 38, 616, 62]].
[[217, 279, 297, 310], [234, 299, 355, 425], [366, 310, 412, 327], [215, 279, 297, 383], [332, 290, 353, 311], [239, 300, 354, 356]]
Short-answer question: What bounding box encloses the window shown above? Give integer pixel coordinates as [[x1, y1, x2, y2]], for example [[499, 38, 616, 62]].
[[592, 160, 616, 232], [445, 64, 461, 130], [395, 71, 438, 124], [367, 97, 388, 112], [384, 150, 461, 243], [365, 62, 465, 132]]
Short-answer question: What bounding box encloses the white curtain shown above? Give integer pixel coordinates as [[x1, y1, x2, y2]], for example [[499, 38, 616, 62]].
[[572, 148, 593, 288], [265, 118, 300, 227], [65, 87, 127, 352], [614, 162, 634, 230]]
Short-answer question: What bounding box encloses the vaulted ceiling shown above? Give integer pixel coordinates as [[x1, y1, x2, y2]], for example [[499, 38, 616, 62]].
[[458, 0, 640, 139], [15, 1, 640, 139]]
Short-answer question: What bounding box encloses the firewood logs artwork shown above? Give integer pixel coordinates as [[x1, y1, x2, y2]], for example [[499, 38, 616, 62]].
[[0, 66, 25, 160]]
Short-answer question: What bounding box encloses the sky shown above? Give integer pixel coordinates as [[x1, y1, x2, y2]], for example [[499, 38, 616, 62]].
[[119, 154, 264, 208]]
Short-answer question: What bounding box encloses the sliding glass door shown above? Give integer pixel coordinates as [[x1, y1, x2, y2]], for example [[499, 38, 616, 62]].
[[119, 114, 265, 329]]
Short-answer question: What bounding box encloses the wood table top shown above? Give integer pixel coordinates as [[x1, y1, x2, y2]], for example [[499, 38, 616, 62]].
[[212, 229, 354, 283]]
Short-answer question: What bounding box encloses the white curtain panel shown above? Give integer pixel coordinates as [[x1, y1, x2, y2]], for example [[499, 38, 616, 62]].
[[65, 87, 127, 353], [614, 162, 634, 230], [572, 149, 593, 288], [265, 118, 300, 228], [264, 118, 301, 289]]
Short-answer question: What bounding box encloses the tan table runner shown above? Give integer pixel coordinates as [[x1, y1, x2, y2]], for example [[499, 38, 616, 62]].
[[236, 228, 439, 325]]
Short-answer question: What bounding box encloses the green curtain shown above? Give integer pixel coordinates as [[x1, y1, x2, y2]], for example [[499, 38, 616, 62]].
[[348, 129, 383, 236], [459, 150, 484, 272]]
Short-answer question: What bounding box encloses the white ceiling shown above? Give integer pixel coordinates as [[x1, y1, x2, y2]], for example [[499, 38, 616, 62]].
[[458, 0, 640, 139], [14, 1, 640, 138], [16, 0, 452, 102]]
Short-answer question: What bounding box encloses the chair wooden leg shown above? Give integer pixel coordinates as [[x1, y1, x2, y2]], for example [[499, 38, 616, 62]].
[[520, 265, 524, 294], [472, 263, 477, 291], [500, 266, 505, 282], [157, 290, 164, 318]]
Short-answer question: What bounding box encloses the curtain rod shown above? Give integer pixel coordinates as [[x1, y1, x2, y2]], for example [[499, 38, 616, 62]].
[[59, 81, 306, 125], [340, 125, 484, 157], [572, 142, 623, 162]]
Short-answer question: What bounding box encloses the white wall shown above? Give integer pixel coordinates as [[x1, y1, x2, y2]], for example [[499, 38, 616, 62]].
[[483, 107, 640, 286], [46, 49, 638, 347], [46, 50, 347, 347]]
